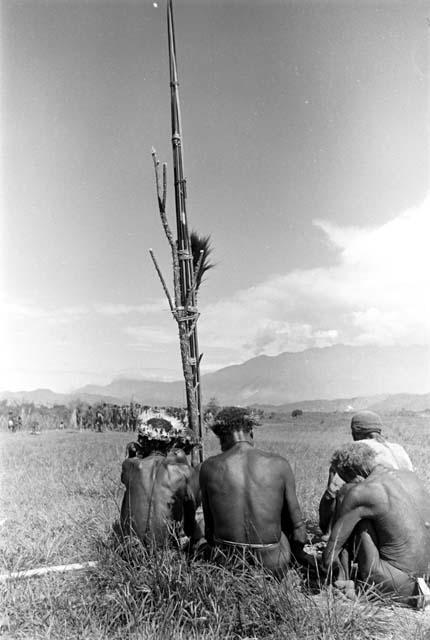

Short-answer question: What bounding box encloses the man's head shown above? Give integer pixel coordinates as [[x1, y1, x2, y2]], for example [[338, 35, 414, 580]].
[[351, 411, 383, 441], [331, 442, 377, 483], [212, 406, 259, 451]]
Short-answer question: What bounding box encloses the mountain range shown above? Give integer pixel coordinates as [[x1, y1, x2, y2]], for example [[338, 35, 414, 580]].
[[0, 345, 430, 411], [1, 344, 429, 411]]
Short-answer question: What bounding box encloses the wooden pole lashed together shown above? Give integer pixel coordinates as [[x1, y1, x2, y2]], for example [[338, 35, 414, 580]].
[[150, 0, 204, 465], [168, 0, 203, 451]]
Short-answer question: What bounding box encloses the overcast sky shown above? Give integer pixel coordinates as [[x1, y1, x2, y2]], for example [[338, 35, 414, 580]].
[[1, 0, 429, 392]]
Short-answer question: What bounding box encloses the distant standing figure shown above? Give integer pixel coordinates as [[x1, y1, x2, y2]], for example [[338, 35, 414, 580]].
[[95, 410, 104, 433], [319, 411, 413, 536], [30, 421, 40, 435], [200, 407, 307, 577], [7, 412, 15, 432]]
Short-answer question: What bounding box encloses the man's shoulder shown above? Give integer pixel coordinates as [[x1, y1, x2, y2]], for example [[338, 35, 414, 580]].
[[352, 472, 391, 505], [123, 454, 168, 470], [166, 449, 189, 466], [200, 452, 225, 471], [385, 442, 414, 470], [245, 448, 294, 482], [201, 447, 290, 469], [122, 456, 149, 470], [250, 447, 289, 466]]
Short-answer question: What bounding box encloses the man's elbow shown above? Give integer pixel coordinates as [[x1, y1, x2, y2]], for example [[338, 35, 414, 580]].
[[319, 494, 335, 534], [204, 527, 214, 546], [321, 553, 331, 575], [184, 517, 197, 539]]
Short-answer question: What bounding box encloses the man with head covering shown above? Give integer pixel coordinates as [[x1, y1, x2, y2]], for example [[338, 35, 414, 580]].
[[350, 410, 413, 469], [120, 410, 202, 548], [323, 442, 430, 607], [199, 407, 307, 578], [319, 411, 413, 536]]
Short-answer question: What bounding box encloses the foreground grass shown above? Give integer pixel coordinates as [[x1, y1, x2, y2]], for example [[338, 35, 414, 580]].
[[1, 414, 430, 639], [3, 538, 430, 640]]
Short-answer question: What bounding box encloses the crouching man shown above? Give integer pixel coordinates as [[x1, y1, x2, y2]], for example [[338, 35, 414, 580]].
[[120, 410, 202, 548], [319, 411, 413, 538], [323, 443, 430, 606], [200, 407, 307, 578]]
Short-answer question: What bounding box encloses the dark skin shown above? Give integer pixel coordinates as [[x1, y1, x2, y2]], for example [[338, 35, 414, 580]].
[[319, 431, 382, 535], [199, 428, 306, 573], [120, 449, 202, 547], [323, 468, 430, 603], [319, 431, 412, 535]]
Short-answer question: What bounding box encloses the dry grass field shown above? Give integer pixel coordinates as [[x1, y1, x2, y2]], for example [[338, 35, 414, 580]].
[[1, 412, 430, 639]]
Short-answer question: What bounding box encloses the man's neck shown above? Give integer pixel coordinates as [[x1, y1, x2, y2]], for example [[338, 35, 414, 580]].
[[221, 430, 253, 451]]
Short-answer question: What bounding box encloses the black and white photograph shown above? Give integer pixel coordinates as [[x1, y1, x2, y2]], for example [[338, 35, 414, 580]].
[[1, 0, 430, 637]]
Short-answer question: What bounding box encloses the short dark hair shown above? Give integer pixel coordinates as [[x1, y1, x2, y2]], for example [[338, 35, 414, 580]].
[[331, 442, 377, 480], [212, 406, 258, 438]]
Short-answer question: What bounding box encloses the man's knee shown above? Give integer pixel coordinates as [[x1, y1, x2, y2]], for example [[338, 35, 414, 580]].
[[353, 520, 380, 578]]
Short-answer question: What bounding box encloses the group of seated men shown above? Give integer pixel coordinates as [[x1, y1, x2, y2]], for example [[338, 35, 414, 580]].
[[120, 407, 430, 607]]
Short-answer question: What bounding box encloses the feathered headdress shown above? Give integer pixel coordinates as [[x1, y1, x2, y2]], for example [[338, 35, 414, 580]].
[[136, 409, 197, 446]]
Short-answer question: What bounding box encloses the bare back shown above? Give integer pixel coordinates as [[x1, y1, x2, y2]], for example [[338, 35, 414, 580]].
[[200, 443, 303, 545], [363, 470, 430, 574], [325, 468, 430, 577], [121, 453, 197, 545]]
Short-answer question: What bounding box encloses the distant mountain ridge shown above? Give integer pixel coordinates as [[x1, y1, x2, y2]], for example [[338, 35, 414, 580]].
[[1, 344, 429, 409], [253, 392, 430, 414]]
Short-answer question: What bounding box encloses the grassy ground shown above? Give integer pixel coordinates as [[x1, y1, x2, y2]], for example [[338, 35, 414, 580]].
[[1, 413, 430, 639]]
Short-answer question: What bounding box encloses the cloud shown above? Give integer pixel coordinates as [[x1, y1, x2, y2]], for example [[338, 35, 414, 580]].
[[124, 325, 177, 350], [3, 195, 429, 389], [3, 301, 89, 325], [199, 194, 430, 362], [95, 301, 168, 315]]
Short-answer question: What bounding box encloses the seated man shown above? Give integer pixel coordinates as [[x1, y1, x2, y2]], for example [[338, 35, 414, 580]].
[[319, 410, 413, 536], [322, 443, 430, 606], [199, 407, 307, 577], [120, 410, 202, 548]]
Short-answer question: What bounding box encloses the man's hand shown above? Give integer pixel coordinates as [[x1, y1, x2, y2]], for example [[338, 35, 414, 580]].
[[327, 464, 336, 487], [292, 521, 307, 546]]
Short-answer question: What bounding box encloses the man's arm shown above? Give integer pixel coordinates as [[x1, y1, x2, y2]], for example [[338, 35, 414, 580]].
[[183, 483, 203, 542], [121, 459, 131, 486], [319, 468, 345, 534], [188, 463, 202, 507], [199, 462, 215, 545], [281, 460, 307, 546], [322, 483, 378, 571]]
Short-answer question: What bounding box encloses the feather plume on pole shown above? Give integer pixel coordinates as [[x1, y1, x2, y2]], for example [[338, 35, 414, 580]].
[[190, 232, 214, 292]]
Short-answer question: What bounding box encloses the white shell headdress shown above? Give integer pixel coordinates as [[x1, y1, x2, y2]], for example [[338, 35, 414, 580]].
[[136, 409, 186, 442]]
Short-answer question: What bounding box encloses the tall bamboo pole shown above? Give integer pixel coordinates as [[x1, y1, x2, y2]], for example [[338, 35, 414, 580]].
[[167, 0, 203, 463]]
